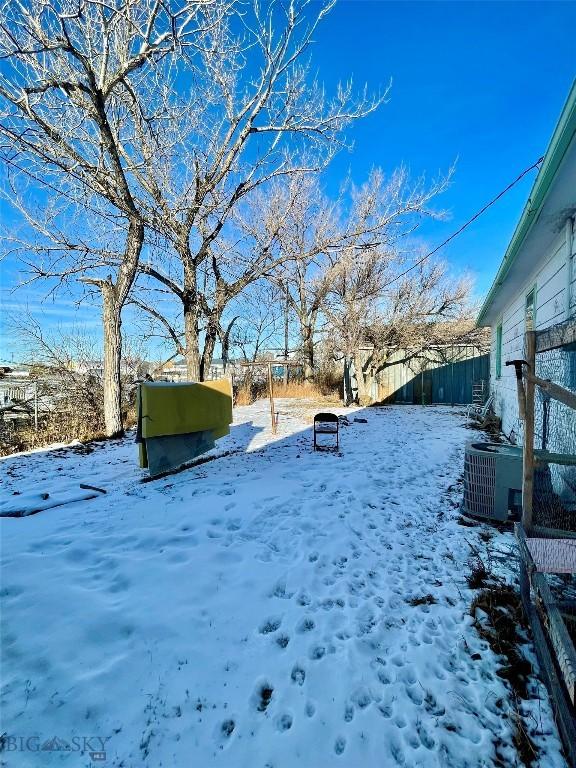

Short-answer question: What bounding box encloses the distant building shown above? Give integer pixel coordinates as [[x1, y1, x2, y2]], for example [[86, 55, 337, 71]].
[[158, 358, 237, 382]]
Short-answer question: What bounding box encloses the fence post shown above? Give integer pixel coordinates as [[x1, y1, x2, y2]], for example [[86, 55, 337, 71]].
[[268, 362, 276, 435], [522, 330, 536, 531]]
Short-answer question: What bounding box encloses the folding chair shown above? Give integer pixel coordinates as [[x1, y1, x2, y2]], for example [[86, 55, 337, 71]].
[[313, 412, 339, 451], [467, 392, 494, 422]]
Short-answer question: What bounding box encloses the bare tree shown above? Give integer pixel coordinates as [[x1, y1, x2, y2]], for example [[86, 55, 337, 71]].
[[226, 282, 286, 363], [4, 311, 152, 450], [131, 0, 382, 380], [0, 0, 228, 435], [265, 166, 453, 378], [325, 254, 484, 402]]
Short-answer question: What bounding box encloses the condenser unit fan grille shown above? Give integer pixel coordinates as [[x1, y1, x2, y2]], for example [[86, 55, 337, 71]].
[[463, 450, 496, 517]]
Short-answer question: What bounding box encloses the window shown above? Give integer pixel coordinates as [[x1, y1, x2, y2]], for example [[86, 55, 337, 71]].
[[525, 288, 536, 331], [495, 323, 502, 378]]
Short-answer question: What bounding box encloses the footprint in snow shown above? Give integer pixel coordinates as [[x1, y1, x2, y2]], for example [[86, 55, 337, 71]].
[[296, 617, 315, 634], [290, 666, 305, 686], [416, 720, 435, 750], [275, 713, 293, 732], [334, 736, 346, 755], [215, 718, 235, 745], [296, 592, 312, 607], [405, 685, 423, 705], [376, 668, 392, 685], [252, 682, 274, 712], [259, 617, 282, 635], [378, 703, 393, 718], [309, 645, 326, 660], [404, 730, 420, 750], [270, 583, 295, 600], [394, 714, 407, 729], [351, 688, 371, 710]]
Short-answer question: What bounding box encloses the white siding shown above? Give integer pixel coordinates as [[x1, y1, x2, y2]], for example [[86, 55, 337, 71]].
[[490, 223, 573, 441], [570, 218, 576, 315]]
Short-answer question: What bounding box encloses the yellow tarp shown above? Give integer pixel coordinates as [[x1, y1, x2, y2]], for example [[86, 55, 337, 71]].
[[139, 379, 233, 440]]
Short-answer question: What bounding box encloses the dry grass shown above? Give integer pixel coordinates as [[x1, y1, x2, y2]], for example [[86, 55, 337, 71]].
[[235, 369, 343, 407], [0, 390, 137, 457], [468, 551, 540, 768], [234, 387, 252, 406], [235, 381, 327, 406], [234, 382, 264, 406], [273, 381, 324, 398], [1, 411, 105, 456]]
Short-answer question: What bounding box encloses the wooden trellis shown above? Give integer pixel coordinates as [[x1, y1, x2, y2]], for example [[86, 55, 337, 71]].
[[239, 361, 302, 434], [509, 319, 576, 767]]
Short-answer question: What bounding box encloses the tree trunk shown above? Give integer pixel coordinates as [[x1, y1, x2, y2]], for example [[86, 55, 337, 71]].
[[183, 262, 201, 380], [97, 217, 144, 438], [302, 324, 315, 381], [221, 317, 238, 375], [200, 314, 219, 381], [101, 285, 124, 437], [184, 307, 201, 381], [354, 350, 372, 405]]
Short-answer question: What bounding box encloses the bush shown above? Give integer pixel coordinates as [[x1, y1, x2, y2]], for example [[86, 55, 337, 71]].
[[0, 373, 137, 456], [314, 364, 343, 397]]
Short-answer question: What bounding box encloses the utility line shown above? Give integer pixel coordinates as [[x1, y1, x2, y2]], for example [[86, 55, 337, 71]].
[[382, 155, 545, 289]]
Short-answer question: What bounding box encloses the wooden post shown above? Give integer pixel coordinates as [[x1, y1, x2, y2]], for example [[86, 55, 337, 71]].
[[283, 285, 289, 389], [268, 362, 276, 434], [522, 330, 536, 531], [34, 381, 38, 431]]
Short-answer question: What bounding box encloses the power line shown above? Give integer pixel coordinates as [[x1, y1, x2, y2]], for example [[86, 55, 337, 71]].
[[382, 155, 545, 289]]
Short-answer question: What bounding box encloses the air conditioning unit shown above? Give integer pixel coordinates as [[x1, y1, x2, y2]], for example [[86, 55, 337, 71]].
[[462, 441, 524, 522]]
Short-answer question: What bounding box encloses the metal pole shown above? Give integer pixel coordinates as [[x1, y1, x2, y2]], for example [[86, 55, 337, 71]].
[[522, 330, 536, 532], [34, 381, 38, 431]]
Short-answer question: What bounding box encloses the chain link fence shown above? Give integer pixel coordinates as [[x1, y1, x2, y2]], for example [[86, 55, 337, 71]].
[[532, 335, 576, 533]]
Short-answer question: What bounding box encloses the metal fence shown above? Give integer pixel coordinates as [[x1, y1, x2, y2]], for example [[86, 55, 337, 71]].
[[516, 319, 576, 766], [532, 329, 576, 532], [376, 347, 490, 405]]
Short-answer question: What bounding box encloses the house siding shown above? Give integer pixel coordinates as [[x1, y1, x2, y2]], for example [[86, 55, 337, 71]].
[[490, 219, 575, 440], [570, 220, 576, 315]]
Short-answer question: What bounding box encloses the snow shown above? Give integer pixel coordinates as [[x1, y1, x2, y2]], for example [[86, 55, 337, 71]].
[[0, 400, 567, 767]]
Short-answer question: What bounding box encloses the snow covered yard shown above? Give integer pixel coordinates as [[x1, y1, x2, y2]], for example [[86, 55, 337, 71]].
[[0, 401, 567, 767]]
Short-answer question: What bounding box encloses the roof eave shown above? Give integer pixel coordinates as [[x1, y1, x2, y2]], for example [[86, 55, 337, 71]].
[[477, 79, 576, 327]]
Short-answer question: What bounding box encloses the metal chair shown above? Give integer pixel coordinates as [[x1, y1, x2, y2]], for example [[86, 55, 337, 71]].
[[467, 392, 494, 422], [313, 412, 339, 451]]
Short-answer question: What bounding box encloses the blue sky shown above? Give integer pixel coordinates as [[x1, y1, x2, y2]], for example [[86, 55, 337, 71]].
[[1, 0, 575, 359], [315, 0, 575, 298]]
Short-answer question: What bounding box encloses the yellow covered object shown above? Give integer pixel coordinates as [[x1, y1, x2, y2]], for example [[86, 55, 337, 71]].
[[139, 379, 233, 440]]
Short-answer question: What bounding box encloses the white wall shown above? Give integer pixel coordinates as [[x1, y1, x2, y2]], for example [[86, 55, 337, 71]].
[[490, 217, 575, 441]]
